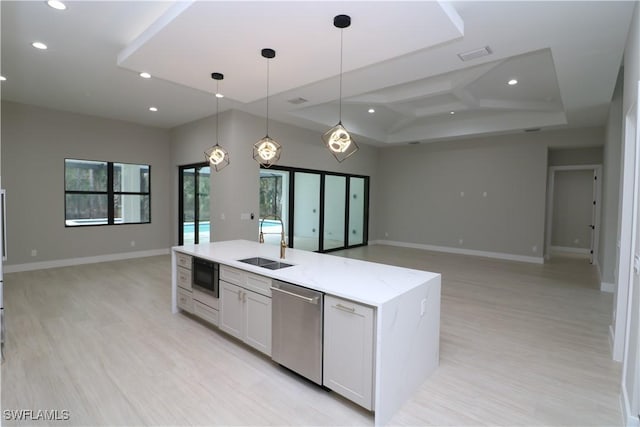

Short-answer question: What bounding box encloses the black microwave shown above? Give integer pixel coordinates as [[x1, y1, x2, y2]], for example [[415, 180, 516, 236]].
[[192, 257, 219, 298]]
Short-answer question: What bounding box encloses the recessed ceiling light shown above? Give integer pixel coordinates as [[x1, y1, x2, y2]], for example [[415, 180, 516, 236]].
[[31, 41, 48, 50], [215, 93, 224, 99], [149, 107, 158, 112], [139, 72, 151, 79], [368, 108, 375, 114], [508, 79, 518, 86], [0, 76, 6, 82], [449, 111, 455, 115], [46, 0, 67, 10]]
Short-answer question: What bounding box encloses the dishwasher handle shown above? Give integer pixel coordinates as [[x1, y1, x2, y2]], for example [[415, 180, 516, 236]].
[[270, 286, 319, 304]]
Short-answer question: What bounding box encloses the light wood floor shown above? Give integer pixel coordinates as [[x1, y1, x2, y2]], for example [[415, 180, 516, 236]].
[[1, 246, 622, 426]]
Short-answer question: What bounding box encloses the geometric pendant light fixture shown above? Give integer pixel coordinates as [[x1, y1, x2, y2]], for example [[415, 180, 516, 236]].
[[252, 48, 282, 168], [204, 72, 230, 172], [321, 14, 359, 163]]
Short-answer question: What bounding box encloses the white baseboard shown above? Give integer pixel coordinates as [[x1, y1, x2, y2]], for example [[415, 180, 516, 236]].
[[370, 240, 544, 264], [601, 282, 616, 293], [621, 385, 639, 427], [5, 248, 170, 273], [550, 246, 591, 255]]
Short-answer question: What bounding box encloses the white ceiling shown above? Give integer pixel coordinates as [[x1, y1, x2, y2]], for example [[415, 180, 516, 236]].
[[1, 1, 635, 146]]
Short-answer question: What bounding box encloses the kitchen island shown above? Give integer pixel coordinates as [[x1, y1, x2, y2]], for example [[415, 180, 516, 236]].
[[171, 240, 441, 426]]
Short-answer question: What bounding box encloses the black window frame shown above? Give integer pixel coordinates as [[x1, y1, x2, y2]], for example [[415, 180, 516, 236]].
[[64, 158, 151, 227]]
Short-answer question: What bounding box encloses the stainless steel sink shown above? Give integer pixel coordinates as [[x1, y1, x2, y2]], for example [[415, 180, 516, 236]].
[[238, 257, 293, 270]]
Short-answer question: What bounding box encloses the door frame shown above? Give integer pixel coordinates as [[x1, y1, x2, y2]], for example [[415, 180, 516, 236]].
[[544, 164, 602, 263]]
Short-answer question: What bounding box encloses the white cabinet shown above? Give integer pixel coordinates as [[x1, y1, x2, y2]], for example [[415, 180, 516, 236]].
[[175, 252, 193, 314], [323, 295, 375, 410], [219, 266, 272, 356]]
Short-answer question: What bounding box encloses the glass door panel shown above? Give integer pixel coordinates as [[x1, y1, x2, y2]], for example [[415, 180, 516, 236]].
[[259, 169, 289, 247], [293, 172, 320, 251], [179, 164, 210, 245], [323, 175, 346, 251], [348, 177, 365, 246]]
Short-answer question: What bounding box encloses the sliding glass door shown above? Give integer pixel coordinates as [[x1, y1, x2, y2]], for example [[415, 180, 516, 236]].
[[323, 175, 346, 251], [294, 172, 320, 251], [348, 177, 366, 246], [179, 163, 210, 245], [259, 166, 368, 253]]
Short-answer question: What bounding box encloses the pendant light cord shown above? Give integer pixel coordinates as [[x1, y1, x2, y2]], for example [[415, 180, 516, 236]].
[[339, 27, 344, 124], [215, 81, 220, 145], [266, 57, 270, 136]]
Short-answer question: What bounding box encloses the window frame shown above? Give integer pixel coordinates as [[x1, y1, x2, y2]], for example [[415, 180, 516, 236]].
[[64, 158, 151, 227]]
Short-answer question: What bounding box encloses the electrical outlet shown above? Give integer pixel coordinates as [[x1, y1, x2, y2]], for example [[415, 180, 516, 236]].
[[458, 238, 463, 245], [31, 249, 37, 257], [130, 240, 136, 247], [482, 191, 487, 197], [532, 245, 537, 253], [460, 191, 465, 197], [384, 232, 389, 238], [220, 213, 226, 220]]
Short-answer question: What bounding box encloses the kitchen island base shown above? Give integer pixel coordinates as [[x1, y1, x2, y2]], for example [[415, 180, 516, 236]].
[[172, 240, 440, 426]]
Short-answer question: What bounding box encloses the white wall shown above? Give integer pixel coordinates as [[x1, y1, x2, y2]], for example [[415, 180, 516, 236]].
[[1, 101, 172, 268], [620, 2, 640, 425], [170, 109, 379, 246]]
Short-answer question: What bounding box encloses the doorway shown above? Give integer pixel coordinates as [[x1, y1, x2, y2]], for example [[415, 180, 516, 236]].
[[179, 163, 211, 245], [545, 165, 602, 263]]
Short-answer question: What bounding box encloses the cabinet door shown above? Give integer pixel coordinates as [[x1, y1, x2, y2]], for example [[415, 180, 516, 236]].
[[244, 291, 272, 356], [219, 281, 243, 340], [323, 295, 374, 410]]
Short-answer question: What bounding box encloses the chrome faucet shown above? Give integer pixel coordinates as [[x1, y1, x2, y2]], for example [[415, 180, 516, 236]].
[[259, 216, 287, 259]]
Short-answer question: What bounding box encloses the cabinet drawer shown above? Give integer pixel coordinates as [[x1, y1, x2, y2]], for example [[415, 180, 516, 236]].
[[177, 266, 192, 290], [176, 252, 192, 270], [220, 265, 243, 285], [245, 273, 272, 297], [194, 300, 219, 327], [220, 265, 271, 297], [177, 288, 194, 313]]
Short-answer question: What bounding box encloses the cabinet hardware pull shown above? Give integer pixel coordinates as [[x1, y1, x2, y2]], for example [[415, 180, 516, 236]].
[[243, 291, 247, 303], [335, 303, 356, 313], [238, 289, 242, 300], [270, 286, 318, 304]]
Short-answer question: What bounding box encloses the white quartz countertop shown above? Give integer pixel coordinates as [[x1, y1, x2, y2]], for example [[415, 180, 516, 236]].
[[173, 240, 440, 307]]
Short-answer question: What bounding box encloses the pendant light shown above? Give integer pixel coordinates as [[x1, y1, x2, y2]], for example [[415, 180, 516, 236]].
[[253, 48, 282, 168], [204, 72, 230, 172], [322, 14, 359, 163]]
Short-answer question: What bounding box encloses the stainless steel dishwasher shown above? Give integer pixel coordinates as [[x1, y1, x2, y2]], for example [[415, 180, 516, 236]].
[[271, 280, 324, 385]]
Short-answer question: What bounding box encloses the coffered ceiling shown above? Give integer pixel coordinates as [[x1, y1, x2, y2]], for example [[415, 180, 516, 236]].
[[0, 1, 635, 145]]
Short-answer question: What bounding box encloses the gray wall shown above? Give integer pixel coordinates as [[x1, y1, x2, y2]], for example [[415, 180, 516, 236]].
[[600, 69, 623, 284], [373, 128, 604, 258], [170, 109, 379, 246], [1, 101, 172, 266], [551, 170, 593, 250], [548, 147, 603, 166]]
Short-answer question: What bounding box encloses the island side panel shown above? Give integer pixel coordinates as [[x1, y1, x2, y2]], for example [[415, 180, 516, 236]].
[[171, 249, 178, 314], [373, 275, 441, 426]]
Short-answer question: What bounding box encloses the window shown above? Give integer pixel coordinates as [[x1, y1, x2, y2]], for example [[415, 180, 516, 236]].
[[65, 159, 150, 226]]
